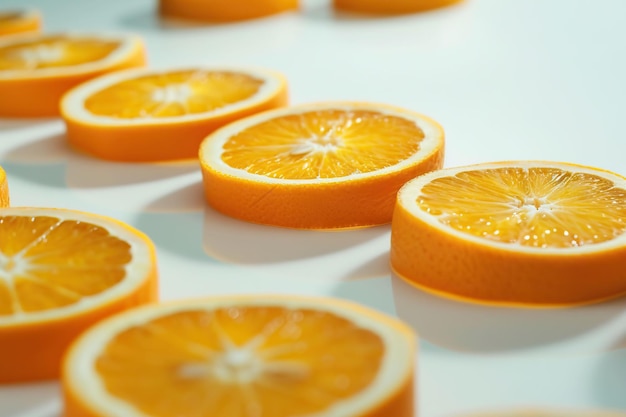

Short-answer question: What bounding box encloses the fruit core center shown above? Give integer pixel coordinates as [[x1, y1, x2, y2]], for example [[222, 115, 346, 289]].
[[151, 84, 192, 104], [517, 196, 551, 211], [214, 348, 263, 383], [290, 135, 343, 156], [0, 254, 25, 279], [178, 343, 309, 385], [17, 44, 63, 66]]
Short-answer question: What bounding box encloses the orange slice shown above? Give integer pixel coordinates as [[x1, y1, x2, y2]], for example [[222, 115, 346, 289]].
[[199, 102, 445, 229], [0, 33, 146, 117], [333, 0, 463, 14], [61, 67, 288, 162], [0, 9, 42, 37], [0, 165, 9, 207], [159, 0, 298, 22], [62, 295, 416, 417], [0, 207, 158, 383], [390, 161, 626, 306]]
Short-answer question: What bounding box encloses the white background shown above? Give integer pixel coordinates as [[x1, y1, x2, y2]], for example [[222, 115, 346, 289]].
[[1, 0, 626, 416]]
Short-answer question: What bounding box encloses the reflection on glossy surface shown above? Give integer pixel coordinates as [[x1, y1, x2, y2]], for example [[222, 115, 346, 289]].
[[203, 205, 389, 263], [135, 211, 209, 261], [391, 273, 626, 355], [0, 381, 60, 417], [66, 155, 198, 188]]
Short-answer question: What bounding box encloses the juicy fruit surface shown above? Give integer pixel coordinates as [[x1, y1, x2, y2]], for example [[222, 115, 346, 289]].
[[221, 109, 425, 179], [96, 306, 384, 416], [64, 296, 415, 417], [0, 215, 130, 316], [200, 103, 444, 228], [84, 70, 265, 118], [418, 166, 626, 248], [0, 35, 121, 71], [391, 161, 626, 306]]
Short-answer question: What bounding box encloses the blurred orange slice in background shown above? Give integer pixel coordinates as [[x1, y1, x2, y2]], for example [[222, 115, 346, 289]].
[[159, 0, 298, 22], [0, 207, 158, 383], [391, 161, 626, 306], [333, 0, 463, 14], [0, 165, 8, 207], [0, 9, 42, 37], [62, 295, 416, 417], [0, 33, 146, 117], [199, 102, 444, 229], [61, 67, 288, 162]]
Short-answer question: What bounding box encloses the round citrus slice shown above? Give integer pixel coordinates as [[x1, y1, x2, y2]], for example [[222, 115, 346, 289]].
[[61, 67, 289, 162], [0, 207, 158, 383], [0, 165, 9, 207], [0, 32, 146, 117], [391, 161, 626, 306], [199, 102, 445, 229], [62, 295, 416, 417], [333, 0, 463, 14], [0, 9, 42, 37], [159, 0, 298, 22]]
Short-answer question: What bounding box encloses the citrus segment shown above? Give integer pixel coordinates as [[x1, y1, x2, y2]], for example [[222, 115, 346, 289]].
[[200, 102, 444, 229], [0, 33, 146, 117], [61, 67, 288, 162], [63, 295, 415, 417], [333, 0, 463, 14], [0, 207, 158, 383], [159, 0, 298, 22], [0, 165, 8, 207], [390, 161, 626, 306], [0, 9, 41, 37]]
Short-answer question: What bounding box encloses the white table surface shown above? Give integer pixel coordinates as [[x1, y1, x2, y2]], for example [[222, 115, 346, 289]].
[[1, 0, 626, 416]]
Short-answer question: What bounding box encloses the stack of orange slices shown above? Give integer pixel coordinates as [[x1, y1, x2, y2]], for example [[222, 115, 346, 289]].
[[0, 207, 158, 382], [61, 67, 288, 162], [200, 102, 445, 229], [0, 32, 146, 117], [62, 295, 416, 417], [391, 161, 626, 306]]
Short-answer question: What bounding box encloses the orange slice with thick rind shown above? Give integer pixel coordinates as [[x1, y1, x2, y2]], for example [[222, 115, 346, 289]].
[[0, 207, 158, 383], [0, 32, 146, 117], [391, 161, 626, 306], [62, 295, 416, 417], [0, 9, 41, 37], [61, 66, 288, 162], [333, 0, 463, 14], [199, 102, 445, 229], [159, 0, 298, 22], [0, 165, 9, 207]]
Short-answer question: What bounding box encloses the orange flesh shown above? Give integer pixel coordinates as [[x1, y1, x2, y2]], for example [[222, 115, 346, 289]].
[[418, 167, 626, 248], [84, 70, 264, 118], [0, 36, 121, 71], [0, 216, 130, 315], [96, 306, 384, 417], [222, 110, 425, 179]]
